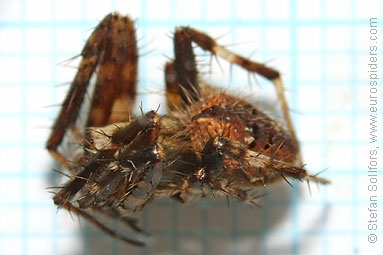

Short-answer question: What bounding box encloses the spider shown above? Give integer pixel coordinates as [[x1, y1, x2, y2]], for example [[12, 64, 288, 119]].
[[47, 12, 329, 246]]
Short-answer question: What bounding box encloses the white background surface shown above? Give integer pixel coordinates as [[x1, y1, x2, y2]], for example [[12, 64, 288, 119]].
[[0, 0, 382, 254]]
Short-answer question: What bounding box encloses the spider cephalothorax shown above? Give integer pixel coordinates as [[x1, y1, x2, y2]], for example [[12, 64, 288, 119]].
[[47, 12, 329, 245]]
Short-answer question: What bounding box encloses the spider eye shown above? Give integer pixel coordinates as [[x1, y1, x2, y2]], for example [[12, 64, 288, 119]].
[[248, 140, 257, 149]]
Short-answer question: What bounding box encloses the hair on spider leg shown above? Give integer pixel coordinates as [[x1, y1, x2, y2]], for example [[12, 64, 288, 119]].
[[88, 205, 149, 236], [231, 187, 266, 208], [302, 168, 330, 196], [138, 47, 156, 58], [56, 54, 82, 70], [63, 202, 147, 246], [154, 103, 161, 113], [247, 71, 260, 88], [306, 168, 331, 185], [269, 139, 287, 161], [136, 32, 160, 55], [51, 169, 72, 179], [54, 155, 82, 167], [178, 85, 197, 106], [280, 174, 294, 188], [211, 28, 235, 42], [138, 101, 144, 115], [212, 54, 225, 75], [46, 185, 66, 192], [247, 198, 264, 208], [165, 169, 189, 178]]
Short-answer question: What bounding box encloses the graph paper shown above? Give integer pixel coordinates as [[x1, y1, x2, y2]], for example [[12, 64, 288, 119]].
[[0, 0, 382, 254]]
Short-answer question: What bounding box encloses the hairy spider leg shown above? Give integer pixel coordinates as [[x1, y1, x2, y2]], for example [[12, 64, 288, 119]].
[[46, 12, 138, 171], [54, 111, 165, 246], [165, 27, 201, 111], [86, 13, 137, 127], [60, 203, 145, 246]]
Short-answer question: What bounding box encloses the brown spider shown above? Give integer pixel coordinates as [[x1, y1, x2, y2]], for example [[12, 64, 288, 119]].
[[47, 12, 329, 246]]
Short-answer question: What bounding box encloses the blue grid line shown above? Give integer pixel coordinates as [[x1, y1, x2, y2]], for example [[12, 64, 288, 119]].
[[50, 1, 58, 254], [230, 1, 239, 255], [169, 5, 180, 255], [79, 2, 91, 253], [4, 229, 383, 240], [259, 1, 268, 254], [350, 0, 358, 253], [320, 1, 329, 254], [1, 49, 379, 58], [200, 5, 208, 255], [0, 19, 373, 28], [19, 1, 28, 254], [290, 0, 299, 253], [140, 2, 149, 255], [2, 198, 379, 209], [1, 76, 379, 87]]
